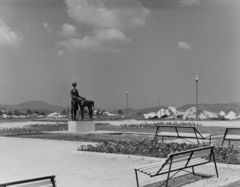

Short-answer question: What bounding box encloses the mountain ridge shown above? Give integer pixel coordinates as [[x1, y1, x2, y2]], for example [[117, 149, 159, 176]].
[[0, 100, 240, 114]]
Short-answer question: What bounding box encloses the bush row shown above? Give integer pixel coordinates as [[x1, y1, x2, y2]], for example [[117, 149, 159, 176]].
[[0, 123, 68, 135], [121, 122, 202, 129], [79, 139, 240, 165], [31, 118, 69, 122]]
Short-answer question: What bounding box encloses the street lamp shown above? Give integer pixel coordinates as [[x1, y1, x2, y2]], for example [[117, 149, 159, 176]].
[[193, 73, 201, 120], [126, 89, 129, 115]]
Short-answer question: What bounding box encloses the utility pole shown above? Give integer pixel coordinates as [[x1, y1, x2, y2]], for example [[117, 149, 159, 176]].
[[193, 72, 201, 120]]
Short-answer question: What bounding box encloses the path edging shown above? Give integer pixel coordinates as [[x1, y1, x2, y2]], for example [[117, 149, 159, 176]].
[[72, 150, 240, 169]]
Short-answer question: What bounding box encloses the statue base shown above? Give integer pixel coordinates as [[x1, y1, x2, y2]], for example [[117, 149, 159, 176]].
[[68, 120, 95, 133]]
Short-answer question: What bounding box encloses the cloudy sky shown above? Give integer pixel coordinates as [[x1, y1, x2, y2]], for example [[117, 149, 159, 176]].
[[0, 0, 240, 110]]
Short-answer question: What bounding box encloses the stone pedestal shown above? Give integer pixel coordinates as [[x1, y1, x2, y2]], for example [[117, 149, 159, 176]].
[[68, 121, 95, 133]]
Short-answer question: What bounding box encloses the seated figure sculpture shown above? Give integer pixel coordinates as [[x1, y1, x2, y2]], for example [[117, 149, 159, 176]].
[[71, 82, 94, 120], [71, 82, 86, 121]]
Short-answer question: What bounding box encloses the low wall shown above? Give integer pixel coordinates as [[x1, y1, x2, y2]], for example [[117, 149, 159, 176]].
[[68, 121, 95, 133]]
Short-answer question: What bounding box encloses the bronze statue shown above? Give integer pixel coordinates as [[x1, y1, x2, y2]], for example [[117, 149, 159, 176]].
[[70, 82, 94, 120]]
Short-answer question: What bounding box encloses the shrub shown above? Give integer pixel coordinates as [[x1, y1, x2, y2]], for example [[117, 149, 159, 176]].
[[79, 139, 240, 164], [121, 122, 202, 129], [0, 123, 68, 135]]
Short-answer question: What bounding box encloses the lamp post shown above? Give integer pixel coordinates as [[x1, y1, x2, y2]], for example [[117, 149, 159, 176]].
[[193, 73, 201, 120], [126, 89, 129, 115]]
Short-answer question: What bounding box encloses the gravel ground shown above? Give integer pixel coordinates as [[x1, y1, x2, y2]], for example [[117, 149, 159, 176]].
[[0, 137, 240, 187]]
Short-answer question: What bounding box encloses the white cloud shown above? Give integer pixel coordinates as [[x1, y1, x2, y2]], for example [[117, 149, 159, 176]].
[[59, 37, 102, 51], [60, 0, 150, 52], [58, 35, 119, 52], [64, 0, 150, 30], [60, 23, 78, 37], [93, 29, 131, 42], [178, 0, 200, 7], [59, 28, 130, 52], [43, 22, 50, 29], [57, 50, 66, 56], [0, 19, 23, 46], [178, 41, 191, 49]]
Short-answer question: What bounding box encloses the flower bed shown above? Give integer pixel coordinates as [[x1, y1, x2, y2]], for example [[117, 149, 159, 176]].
[[121, 122, 202, 129], [79, 139, 240, 164], [0, 123, 68, 135], [31, 118, 69, 122]]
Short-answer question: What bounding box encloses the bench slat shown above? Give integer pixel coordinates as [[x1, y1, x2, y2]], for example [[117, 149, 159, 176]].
[[9, 180, 53, 187], [138, 157, 207, 175], [157, 127, 177, 133], [157, 132, 211, 139], [225, 135, 240, 140], [176, 128, 195, 133], [226, 129, 240, 134]]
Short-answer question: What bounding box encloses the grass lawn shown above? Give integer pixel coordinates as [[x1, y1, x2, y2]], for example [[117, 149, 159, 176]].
[[3, 124, 240, 147], [0, 118, 29, 123]]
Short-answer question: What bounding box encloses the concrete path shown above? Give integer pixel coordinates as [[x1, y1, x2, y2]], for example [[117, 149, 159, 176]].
[[0, 137, 240, 187]]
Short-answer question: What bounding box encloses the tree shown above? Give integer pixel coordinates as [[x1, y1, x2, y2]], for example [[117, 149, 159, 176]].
[[7, 111, 13, 116], [61, 109, 67, 115], [0, 110, 3, 116], [13, 109, 20, 116], [40, 112, 45, 116], [26, 109, 32, 115], [118, 109, 123, 115], [33, 109, 39, 115]]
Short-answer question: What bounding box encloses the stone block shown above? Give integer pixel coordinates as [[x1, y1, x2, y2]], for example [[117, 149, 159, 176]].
[[68, 121, 95, 133]]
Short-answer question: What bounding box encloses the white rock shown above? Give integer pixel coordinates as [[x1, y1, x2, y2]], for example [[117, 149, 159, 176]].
[[156, 109, 166, 118], [143, 112, 156, 119], [219, 111, 225, 117], [224, 111, 237, 120], [183, 107, 196, 120]]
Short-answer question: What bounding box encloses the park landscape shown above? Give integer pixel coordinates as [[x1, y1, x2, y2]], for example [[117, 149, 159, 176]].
[[1, 0, 240, 186], [0, 110, 240, 187]]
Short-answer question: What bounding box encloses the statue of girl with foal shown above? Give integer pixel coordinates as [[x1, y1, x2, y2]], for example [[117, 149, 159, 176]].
[[71, 82, 94, 121]]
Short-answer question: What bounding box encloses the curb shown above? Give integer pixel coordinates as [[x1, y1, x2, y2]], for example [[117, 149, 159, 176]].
[[72, 150, 240, 169], [0, 136, 97, 145], [71, 150, 163, 161]]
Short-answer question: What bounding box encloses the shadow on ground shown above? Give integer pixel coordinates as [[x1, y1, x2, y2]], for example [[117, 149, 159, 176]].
[[143, 173, 213, 187]]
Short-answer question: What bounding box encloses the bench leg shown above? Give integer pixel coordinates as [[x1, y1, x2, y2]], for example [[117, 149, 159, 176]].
[[221, 139, 225, 146], [162, 136, 164, 142], [135, 169, 140, 187], [229, 140, 230, 147], [192, 167, 195, 175], [212, 152, 219, 178], [209, 136, 211, 145]]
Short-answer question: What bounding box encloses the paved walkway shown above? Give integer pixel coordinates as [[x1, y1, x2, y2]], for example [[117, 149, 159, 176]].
[[1, 137, 240, 187]]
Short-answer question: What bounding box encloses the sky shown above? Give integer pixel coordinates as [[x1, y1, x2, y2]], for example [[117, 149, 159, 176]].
[[0, 0, 240, 110]]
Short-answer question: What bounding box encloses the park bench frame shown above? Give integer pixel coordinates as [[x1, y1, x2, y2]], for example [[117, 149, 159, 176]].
[[0, 175, 56, 187], [134, 146, 218, 187], [221, 128, 240, 146], [154, 125, 212, 144]]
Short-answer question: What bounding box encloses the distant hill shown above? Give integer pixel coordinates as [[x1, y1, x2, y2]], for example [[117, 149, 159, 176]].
[[177, 102, 240, 113], [1, 101, 240, 115], [113, 106, 168, 114], [0, 100, 66, 113], [136, 106, 168, 113], [112, 108, 138, 114], [113, 103, 240, 114]]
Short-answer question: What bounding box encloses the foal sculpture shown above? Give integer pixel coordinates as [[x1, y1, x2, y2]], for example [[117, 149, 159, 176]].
[[71, 99, 94, 120]]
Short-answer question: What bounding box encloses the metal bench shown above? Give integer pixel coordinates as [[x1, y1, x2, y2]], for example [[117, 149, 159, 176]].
[[154, 126, 212, 144], [0, 175, 56, 187], [221, 128, 240, 146], [134, 146, 218, 187]]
